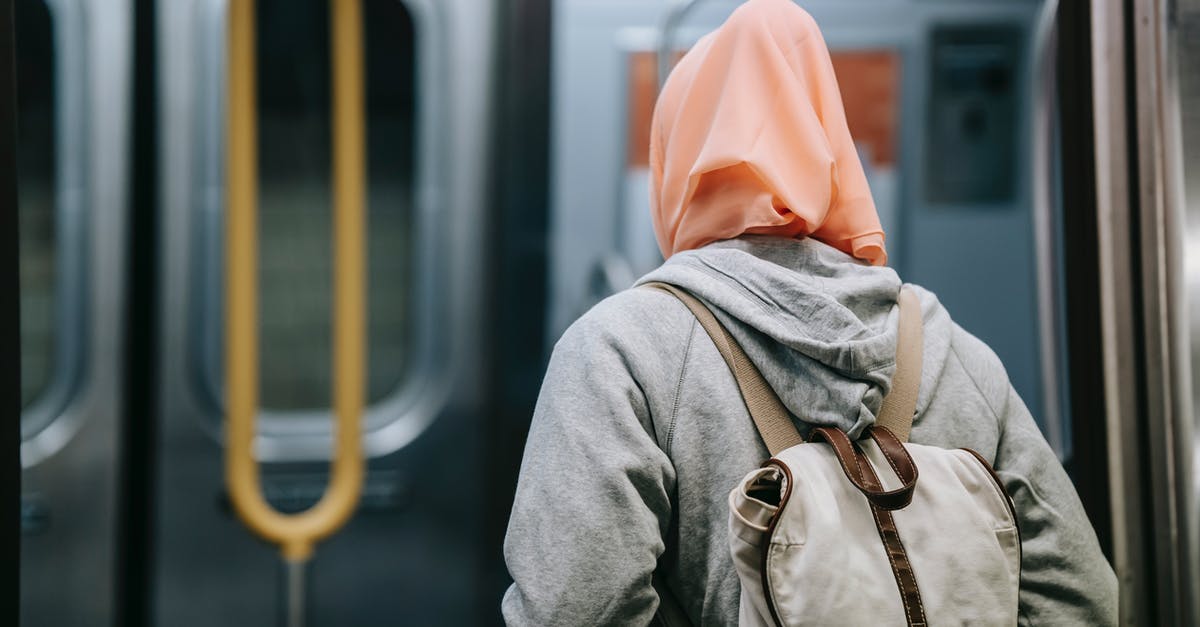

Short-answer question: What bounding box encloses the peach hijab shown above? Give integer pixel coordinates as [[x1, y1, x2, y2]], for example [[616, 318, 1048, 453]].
[[649, 0, 887, 265]]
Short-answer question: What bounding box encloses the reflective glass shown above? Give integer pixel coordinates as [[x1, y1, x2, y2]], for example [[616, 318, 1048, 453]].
[[16, 0, 57, 410], [254, 0, 415, 410]]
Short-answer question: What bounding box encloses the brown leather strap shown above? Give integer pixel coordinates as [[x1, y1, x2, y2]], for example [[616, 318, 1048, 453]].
[[808, 426, 917, 511], [807, 416, 922, 627], [865, 426, 919, 499], [875, 287, 923, 442], [853, 446, 928, 626], [644, 282, 804, 455], [868, 499, 928, 625]]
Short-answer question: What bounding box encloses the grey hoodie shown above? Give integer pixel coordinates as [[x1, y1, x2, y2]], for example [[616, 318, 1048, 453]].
[[502, 236, 1117, 626]]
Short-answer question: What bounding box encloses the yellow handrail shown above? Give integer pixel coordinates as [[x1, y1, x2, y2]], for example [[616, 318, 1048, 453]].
[[225, 0, 366, 564]]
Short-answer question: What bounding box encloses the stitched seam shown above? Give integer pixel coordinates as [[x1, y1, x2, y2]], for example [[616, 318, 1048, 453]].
[[876, 436, 906, 482], [961, 449, 1017, 527], [846, 438, 866, 483], [666, 319, 697, 454], [824, 433, 864, 486]]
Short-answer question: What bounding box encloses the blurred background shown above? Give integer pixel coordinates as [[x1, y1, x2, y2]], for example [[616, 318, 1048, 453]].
[[6, 0, 1200, 624]]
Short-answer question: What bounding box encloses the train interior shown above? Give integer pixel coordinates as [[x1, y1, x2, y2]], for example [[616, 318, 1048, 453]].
[[5, 0, 1200, 624]]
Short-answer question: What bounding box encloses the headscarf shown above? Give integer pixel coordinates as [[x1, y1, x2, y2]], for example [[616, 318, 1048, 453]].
[[649, 0, 887, 265]]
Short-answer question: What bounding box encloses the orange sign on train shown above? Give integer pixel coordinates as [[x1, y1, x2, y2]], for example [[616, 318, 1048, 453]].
[[625, 49, 900, 169]]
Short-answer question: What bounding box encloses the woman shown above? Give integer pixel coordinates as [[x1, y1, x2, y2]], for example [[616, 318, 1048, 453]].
[[502, 0, 1117, 624]]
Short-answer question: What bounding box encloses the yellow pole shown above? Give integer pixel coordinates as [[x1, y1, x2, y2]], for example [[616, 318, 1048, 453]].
[[225, 0, 366, 566]]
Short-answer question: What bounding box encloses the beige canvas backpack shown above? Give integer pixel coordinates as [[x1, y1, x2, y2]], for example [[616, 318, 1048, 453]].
[[646, 282, 1021, 627]]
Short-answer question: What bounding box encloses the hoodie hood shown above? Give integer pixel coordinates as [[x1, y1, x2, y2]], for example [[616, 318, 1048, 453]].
[[637, 235, 952, 435]]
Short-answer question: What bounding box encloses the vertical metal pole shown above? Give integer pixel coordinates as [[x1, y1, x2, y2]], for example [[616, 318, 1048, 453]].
[[0, 0, 21, 621], [280, 559, 307, 627]]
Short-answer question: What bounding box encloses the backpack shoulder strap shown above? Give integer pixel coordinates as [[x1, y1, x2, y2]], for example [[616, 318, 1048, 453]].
[[874, 286, 923, 442], [642, 282, 924, 448], [643, 282, 803, 455]]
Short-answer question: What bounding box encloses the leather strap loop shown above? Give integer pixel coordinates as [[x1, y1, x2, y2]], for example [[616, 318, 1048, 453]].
[[809, 427, 917, 511], [865, 426, 919, 490]]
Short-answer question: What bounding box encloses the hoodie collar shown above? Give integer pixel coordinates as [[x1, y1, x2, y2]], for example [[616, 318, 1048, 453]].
[[637, 235, 948, 435]]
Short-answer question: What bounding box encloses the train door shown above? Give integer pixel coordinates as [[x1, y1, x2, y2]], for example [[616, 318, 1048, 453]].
[[1081, 0, 1200, 621], [153, 0, 495, 624], [15, 0, 132, 624], [549, 0, 1069, 455]]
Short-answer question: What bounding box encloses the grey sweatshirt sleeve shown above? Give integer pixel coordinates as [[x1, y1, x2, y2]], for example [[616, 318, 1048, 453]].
[[501, 309, 678, 626], [953, 328, 1119, 625]]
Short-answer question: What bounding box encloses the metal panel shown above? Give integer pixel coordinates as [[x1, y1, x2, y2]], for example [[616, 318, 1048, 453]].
[[1087, 0, 1200, 621], [1132, 0, 1200, 622], [1088, 0, 1148, 622], [154, 0, 494, 623], [1177, 5, 1200, 624], [18, 0, 132, 624]]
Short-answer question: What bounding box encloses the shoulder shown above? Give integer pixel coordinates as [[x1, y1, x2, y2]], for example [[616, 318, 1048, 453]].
[[942, 313, 1012, 421], [546, 286, 701, 435], [902, 283, 1011, 419], [949, 324, 1011, 411], [554, 285, 697, 356]]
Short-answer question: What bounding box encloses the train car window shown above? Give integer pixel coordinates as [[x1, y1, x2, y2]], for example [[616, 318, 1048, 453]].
[[251, 0, 415, 411], [194, 0, 415, 413], [16, 0, 58, 410], [16, 0, 88, 451], [188, 0, 456, 461]]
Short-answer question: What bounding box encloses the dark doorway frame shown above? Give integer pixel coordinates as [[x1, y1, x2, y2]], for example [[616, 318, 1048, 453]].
[[1, 0, 22, 621], [116, 0, 160, 625], [1057, 0, 1113, 557], [481, 0, 553, 622]]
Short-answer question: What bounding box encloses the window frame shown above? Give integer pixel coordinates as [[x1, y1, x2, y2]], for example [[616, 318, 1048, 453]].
[[20, 0, 93, 467], [186, 0, 453, 462]]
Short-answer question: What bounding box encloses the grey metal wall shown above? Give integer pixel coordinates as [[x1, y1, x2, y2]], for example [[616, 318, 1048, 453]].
[[18, 0, 131, 624], [546, 0, 1065, 454]]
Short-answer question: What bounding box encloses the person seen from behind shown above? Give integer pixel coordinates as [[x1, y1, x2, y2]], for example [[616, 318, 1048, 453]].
[[501, 0, 1118, 624]]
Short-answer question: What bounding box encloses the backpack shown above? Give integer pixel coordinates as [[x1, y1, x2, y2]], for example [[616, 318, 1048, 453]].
[[645, 282, 1021, 627]]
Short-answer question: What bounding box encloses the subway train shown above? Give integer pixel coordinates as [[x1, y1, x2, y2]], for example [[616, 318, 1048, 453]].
[[5, 0, 1199, 625]]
